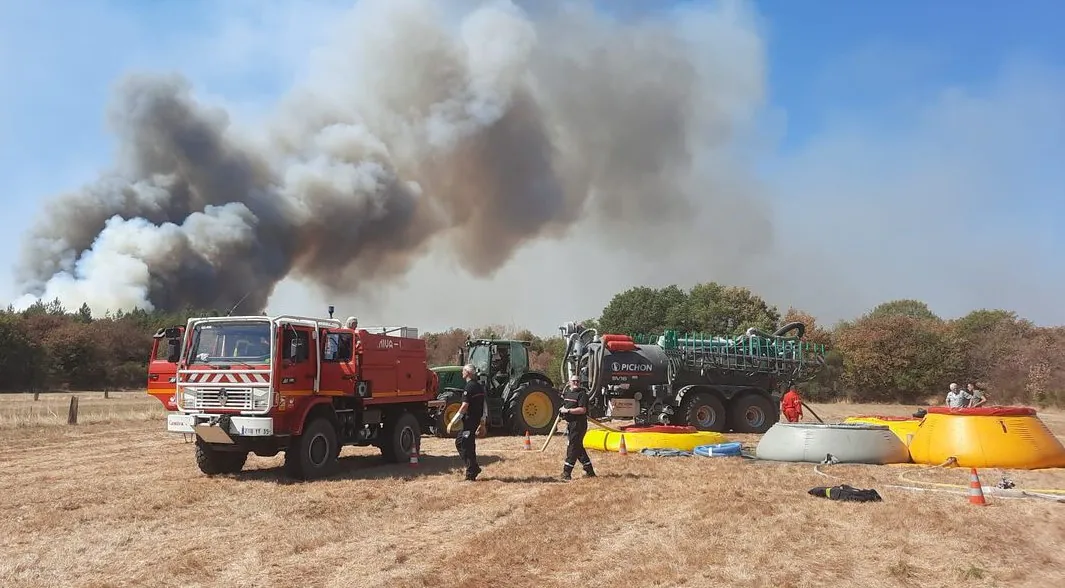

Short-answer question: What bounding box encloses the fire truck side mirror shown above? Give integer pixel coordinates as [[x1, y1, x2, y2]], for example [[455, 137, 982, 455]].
[[290, 337, 307, 363], [163, 327, 181, 339], [166, 340, 180, 363]]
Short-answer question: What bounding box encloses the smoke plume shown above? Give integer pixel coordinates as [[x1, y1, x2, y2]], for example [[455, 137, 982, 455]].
[[14, 0, 770, 315]]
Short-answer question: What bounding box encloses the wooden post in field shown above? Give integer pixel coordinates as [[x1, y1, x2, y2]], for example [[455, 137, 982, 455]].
[[67, 396, 79, 425], [104, 389, 109, 400], [33, 391, 40, 401]]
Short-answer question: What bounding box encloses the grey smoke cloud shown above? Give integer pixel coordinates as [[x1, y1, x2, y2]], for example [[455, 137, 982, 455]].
[[14, 0, 772, 316]]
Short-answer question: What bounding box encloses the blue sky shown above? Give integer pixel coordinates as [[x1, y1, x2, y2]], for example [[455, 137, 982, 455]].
[[1, 0, 1063, 331]]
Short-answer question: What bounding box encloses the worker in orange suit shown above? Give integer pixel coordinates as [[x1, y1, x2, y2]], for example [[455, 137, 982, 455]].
[[780, 388, 803, 422]]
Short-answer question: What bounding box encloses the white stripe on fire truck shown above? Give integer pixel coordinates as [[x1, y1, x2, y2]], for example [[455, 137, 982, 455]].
[[183, 372, 269, 383]]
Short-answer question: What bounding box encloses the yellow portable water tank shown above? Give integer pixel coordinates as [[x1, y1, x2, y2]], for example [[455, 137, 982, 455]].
[[908, 406, 1065, 470], [583, 425, 728, 453], [844, 415, 922, 446]]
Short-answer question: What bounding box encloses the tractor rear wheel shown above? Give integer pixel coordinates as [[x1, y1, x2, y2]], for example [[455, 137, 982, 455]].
[[508, 382, 560, 436], [679, 391, 727, 432]]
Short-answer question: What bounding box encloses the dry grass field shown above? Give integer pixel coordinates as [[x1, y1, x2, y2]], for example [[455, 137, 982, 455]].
[[1, 392, 1063, 588], [0, 391, 167, 429]]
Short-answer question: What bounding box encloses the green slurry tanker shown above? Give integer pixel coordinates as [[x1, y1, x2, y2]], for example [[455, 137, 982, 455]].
[[558, 321, 827, 433]]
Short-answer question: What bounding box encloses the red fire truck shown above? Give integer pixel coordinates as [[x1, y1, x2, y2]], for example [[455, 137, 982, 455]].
[[165, 310, 442, 480], [147, 325, 184, 411]]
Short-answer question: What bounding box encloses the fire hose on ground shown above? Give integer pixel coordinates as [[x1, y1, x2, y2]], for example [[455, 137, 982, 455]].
[[812, 457, 1065, 503]]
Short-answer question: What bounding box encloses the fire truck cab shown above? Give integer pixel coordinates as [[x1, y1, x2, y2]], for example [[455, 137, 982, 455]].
[[165, 312, 441, 480]]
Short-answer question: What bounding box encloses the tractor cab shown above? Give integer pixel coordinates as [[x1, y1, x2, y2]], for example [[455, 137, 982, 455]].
[[462, 339, 529, 395], [429, 337, 560, 438]]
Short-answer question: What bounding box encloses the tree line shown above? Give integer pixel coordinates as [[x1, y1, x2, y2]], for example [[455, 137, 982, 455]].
[[2, 283, 1062, 407]]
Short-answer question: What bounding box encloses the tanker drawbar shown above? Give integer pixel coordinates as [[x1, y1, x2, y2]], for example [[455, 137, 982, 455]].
[[559, 321, 827, 434]]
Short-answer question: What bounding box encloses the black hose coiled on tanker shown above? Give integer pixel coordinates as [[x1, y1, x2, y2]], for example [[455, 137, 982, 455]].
[[773, 321, 806, 339], [561, 328, 599, 390], [588, 342, 604, 402]]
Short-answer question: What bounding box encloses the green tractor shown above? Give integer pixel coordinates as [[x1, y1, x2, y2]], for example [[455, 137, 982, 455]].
[[429, 338, 561, 437]]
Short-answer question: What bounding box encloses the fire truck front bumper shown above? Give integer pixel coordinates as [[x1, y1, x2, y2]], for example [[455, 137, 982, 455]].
[[168, 413, 274, 444]]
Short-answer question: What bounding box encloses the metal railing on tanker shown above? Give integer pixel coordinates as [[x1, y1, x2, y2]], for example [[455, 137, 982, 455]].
[[628, 329, 826, 382]]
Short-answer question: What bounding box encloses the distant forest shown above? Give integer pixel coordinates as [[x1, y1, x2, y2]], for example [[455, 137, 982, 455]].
[[2, 282, 1062, 407]]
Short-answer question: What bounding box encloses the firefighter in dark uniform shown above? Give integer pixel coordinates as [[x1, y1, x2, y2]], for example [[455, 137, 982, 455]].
[[447, 364, 487, 481], [560, 374, 596, 480]]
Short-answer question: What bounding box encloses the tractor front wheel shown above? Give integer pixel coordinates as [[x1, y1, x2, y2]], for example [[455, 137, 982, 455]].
[[433, 398, 463, 438]]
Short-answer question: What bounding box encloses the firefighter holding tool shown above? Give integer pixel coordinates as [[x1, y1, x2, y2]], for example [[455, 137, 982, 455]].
[[559, 374, 595, 481]]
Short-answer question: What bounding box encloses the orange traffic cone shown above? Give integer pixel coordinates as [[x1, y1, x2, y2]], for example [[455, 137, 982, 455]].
[[969, 468, 986, 506], [618, 434, 628, 456], [523, 430, 532, 451], [409, 444, 419, 467]]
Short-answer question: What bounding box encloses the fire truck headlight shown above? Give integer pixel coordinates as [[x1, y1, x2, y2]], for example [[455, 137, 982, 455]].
[[252, 388, 268, 399]]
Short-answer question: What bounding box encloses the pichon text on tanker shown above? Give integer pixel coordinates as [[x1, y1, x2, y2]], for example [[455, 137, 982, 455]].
[[612, 362, 654, 372]]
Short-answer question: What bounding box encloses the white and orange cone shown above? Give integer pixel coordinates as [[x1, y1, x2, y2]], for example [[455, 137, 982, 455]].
[[409, 445, 419, 467], [618, 434, 628, 456], [523, 430, 532, 451], [969, 467, 987, 506]]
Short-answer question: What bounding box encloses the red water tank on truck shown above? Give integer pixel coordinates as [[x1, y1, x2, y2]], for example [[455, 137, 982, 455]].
[[147, 325, 184, 411], [165, 308, 442, 480]]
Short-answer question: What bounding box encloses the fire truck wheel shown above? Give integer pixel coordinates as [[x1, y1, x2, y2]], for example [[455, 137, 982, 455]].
[[382, 411, 421, 463], [679, 391, 727, 433], [285, 417, 339, 480], [195, 439, 248, 476]]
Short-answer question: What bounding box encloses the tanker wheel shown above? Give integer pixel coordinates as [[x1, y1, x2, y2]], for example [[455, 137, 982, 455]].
[[728, 393, 777, 434], [284, 416, 339, 481], [195, 439, 247, 476], [680, 392, 727, 432], [509, 383, 560, 436], [434, 401, 463, 438]]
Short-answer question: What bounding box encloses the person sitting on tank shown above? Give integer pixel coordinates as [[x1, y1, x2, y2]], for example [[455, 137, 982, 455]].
[[945, 383, 972, 409]]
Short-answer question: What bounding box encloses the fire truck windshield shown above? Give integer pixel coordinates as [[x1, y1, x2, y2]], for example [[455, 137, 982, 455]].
[[188, 321, 272, 365]]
